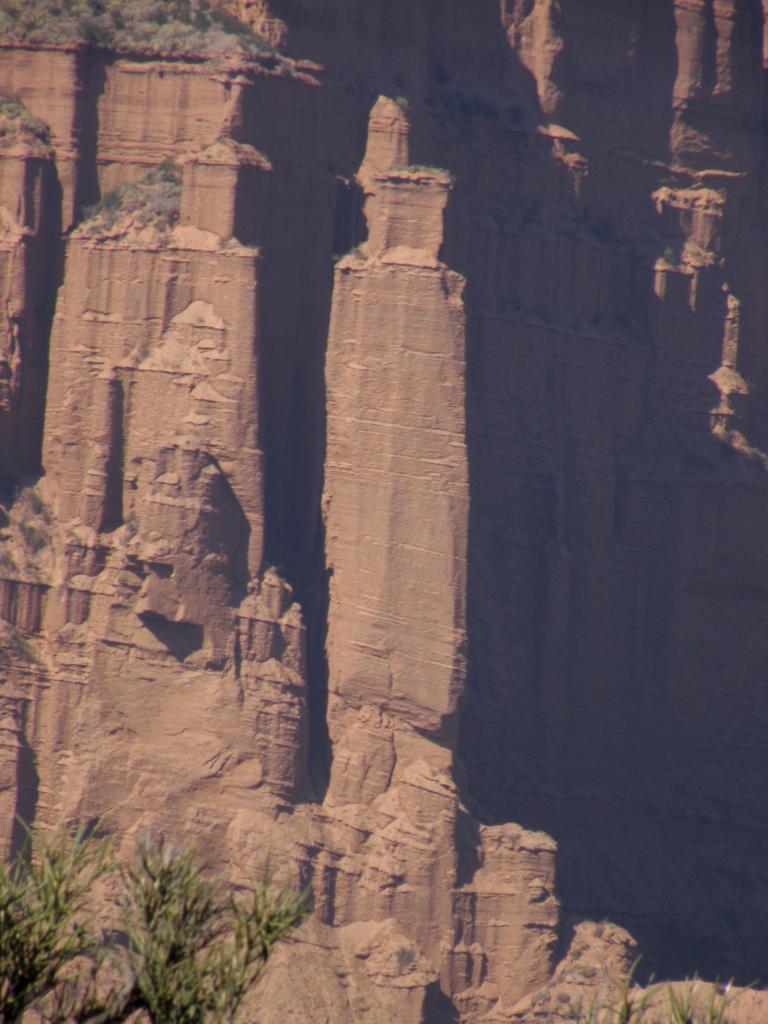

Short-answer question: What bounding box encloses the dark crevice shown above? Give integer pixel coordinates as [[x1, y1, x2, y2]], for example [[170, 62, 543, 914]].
[[447, 0, 768, 987], [10, 706, 39, 859], [255, 126, 339, 801], [332, 175, 366, 258], [208, 454, 251, 596], [423, 980, 460, 1024], [100, 375, 124, 531], [139, 613, 204, 661], [73, 51, 109, 219], [2, 157, 63, 479]]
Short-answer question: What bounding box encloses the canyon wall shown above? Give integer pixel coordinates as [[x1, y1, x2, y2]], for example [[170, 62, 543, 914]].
[[2, 1, 768, 1020]]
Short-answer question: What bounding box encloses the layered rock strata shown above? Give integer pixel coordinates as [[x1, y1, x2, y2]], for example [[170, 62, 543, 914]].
[[321, 113, 559, 1014], [3, 1, 768, 1021]]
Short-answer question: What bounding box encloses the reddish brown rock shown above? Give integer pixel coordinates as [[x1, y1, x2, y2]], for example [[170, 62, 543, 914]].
[[3, 2, 768, 1021]]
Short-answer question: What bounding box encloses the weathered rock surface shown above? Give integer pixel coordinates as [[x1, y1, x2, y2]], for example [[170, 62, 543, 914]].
[[3, 1, 768, 1020]]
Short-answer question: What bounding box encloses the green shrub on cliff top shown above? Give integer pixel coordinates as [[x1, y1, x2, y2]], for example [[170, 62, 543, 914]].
[[0, 0, 274, 58], [81, 161, 182, 233], [0, 92, 50, 148]]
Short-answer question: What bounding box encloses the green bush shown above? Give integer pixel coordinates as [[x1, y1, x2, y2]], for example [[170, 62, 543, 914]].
[[18, 520, 48, 554], [0, 550, 17, 573], [0, 0, 274, 58], [5, 628, 38, 664], [81, 162, 182, 233], [0, 825, 111, 1024], [0, 92, 50, 148], [115, 843, 309, 1024], [0, 827, 310, 1024]]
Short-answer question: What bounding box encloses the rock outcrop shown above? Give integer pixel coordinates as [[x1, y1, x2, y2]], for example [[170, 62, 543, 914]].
[[3, 1, 768, 1021]]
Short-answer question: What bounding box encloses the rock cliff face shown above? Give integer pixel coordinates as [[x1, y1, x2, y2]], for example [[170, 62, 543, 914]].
[[2, 1, 768, 1021]]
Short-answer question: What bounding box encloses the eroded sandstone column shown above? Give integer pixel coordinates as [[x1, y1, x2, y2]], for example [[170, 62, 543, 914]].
[[324, 160, 467, 781], [29, 128, 313, 830], [320, 99, 559, 1015]]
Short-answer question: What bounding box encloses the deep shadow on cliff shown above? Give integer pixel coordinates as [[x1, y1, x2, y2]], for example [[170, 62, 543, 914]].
[[284, 0, 768, 987], [446, 0, 768, 985]]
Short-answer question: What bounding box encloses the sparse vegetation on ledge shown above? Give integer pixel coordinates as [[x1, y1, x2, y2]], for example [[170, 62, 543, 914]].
[[388, 164, 455, 183], [0, 92, 50, 148], [577, 976, 740, 1024], [0, 483, 51, 582], [0, 0, 275, 59], [80, 161, 182, 234]]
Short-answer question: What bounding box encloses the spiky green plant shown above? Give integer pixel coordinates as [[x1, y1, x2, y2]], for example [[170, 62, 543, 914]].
[[577, 970, 739, 1024], [0, 829, 310, 1024], [0, 825, 112, 1024], [109, 841, 311, 1024]]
